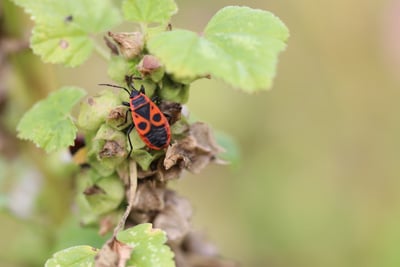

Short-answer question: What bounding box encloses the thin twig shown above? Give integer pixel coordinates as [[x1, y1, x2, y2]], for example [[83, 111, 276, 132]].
[[112, 160, 137, 238]]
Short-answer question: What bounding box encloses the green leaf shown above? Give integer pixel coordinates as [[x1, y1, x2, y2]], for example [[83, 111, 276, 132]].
[[122, 0, 178, 24], [45, 245, 97, 267], [12, 0, 121, 67], [31, 24, 93, 67], [117, 223, 175, 267], [147, 6, 289, 92], [17, 87, 86, 153]]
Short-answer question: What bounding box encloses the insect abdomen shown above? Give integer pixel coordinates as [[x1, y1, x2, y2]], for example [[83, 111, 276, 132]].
[[144, 124, 170, 149]]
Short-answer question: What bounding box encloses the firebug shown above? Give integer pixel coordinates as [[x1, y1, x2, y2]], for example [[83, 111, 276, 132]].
[[99, 82, 171, 157]]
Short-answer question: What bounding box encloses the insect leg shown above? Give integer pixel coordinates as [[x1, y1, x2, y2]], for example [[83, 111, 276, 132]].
[[125, 75, 143, 91], [126, 123, 135, 159], [117, 108, 131, 128], [151, 95, 160, 105]]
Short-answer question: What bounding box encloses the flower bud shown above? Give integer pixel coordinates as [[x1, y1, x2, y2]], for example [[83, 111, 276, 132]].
[[137, 55, 165, 82], [87, 124, 127, 176], [76, 169, 124, 225], [159, 78, 190, 104]]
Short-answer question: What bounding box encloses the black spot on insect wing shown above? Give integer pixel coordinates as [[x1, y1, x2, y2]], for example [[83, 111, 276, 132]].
[[152, 113, 161, 122], [138, 122, 147, 131]]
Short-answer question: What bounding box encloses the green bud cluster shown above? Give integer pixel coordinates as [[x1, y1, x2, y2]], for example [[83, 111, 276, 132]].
[[75, 34, 197, 225], [74, 29, 228, 238]]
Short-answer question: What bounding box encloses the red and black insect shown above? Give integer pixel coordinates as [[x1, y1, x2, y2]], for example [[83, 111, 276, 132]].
[[100, 82, 171, 157]]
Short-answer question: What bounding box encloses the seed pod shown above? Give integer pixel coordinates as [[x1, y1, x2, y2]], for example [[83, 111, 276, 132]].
[[137, 55, 165, 82], [164, 122, 224, 173], [108, 31, 144, 60], [159, 77, 190, 104]]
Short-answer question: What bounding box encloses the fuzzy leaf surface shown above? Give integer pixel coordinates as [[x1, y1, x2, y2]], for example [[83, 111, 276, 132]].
[[45, 245, 97, 267], [17, 87, 86, 153], [148, 6, 289, 91], [122, 0, 177, 24], [12, 0, 121, 66], [117, 223, 175, 267]]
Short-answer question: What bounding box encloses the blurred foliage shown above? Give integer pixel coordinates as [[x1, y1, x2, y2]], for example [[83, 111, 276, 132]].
[[2, 0, 400, 267]]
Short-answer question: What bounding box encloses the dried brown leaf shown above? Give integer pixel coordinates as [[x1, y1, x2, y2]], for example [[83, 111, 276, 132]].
[[99, 215, 116, 236], [95, 238, 133, 267], [156, 159, 183, 181], [190, 122, 223, 154], [114, 239, 133, 267], [153, 190, 192, 244], [108, 31, 144, 59], [128, 210, 155, 224], [95, 241, 118, 267], [159, 101, 182, 125], [164, 122, 224, 173], [104, 36, 119, 55], [132, 180, 165, 211], [137, 164, 158, 179], [107, 106, 128, 122], [99, 140, 125, 158]]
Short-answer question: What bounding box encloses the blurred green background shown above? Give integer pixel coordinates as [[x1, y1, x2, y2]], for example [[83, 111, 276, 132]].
[[2, 0, 400, 266]]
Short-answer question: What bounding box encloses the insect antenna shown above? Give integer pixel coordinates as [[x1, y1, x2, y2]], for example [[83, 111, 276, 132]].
[[98, 83, 130, 95], [125, 75, 143, 91]]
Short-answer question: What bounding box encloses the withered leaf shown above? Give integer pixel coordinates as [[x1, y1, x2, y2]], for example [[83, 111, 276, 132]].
[[132, 180, 165, 211], [153, 190, 192, 244], [104, 36, 119, 55], [164, 122, 224, 173], [190, 122, 222, 153], [156, 159, 183, 181], [129, 210, 155, 224], [99, 140, 126, 158], [95, 238, 133, 267], [107, 106, 129, 127], [95, 240, 118, 267], [137, 157, 183, 181], [108, 31, 144, 59], [99, 215, 116, 236], [159, 101, 182, 125]]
